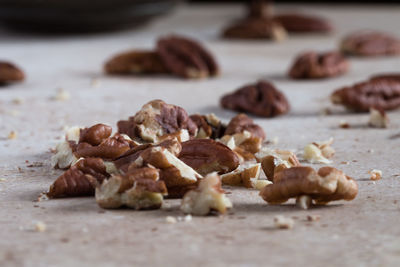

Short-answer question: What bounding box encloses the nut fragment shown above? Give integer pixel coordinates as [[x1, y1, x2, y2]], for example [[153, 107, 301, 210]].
[[273, 13, 332, 33], [369, 169, 382, 181], [368, 108, 389, 128], [181, 173, 232, 216], [221, 163, 262, 188], [190, 113, 226, 139], [303, 138, 335, 164], [296, 195, 313, 210], [51, 141, 78, 169], [260, 166, 358, 205], [47, 158, 110, 198], [219, 131, 262, 162], [331, 78, 400, 112], [95, 167, 167, 210], [220, 80, 290, 117], [179, 139, 240, 176], [225, 113, 265, 141], [79, 124, 112, 146], [0, 61, 25, 84], [288, 51, 349, 79], [7, 131, 17, 140], [340, 30, 400, 56], [157, 35, 219, 79], [273, 215, 294, 229], [255, 147, 300, 181], [117, 100, 197, 142], [104, 50, 168, 75]]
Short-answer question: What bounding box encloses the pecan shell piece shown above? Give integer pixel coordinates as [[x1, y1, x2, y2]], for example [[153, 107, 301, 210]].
[[340, 31, 400, 56], [0, 61, 25, 84], [288, 51, 349, 79], [331, 78, 400, 111], [47, 158, 110, 198], [104, 50, 168, 75], [179, 139, 240, 176], [79, 124, 112, 146], [273, 13, 333, 33], [225, 113, 265, 140], [220, 80, 290, 117], [222, 18, 287, 41], [157, 35, 219, 79]]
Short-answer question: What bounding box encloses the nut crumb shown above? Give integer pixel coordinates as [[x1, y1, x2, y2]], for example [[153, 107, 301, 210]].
[[296, 195, 312, 210], [34, 221, 47, 232], [166, 216, 177, 224], [368, 108, 389, 128], [7, 131, 17, 140], [270, 136, 279, 145], [12, 98, 24, 105], [37, 193, 49, 202], [90, 78, 101, 88], [307, 215, 321, 222], [274, 215, 294, 229], [369, 169, 382, 181], [184, 214, 192, 222], [303, 137, 334, 164], [339, 120, 350, 128], [53, 88, 70, 101], [0, 178, 6, 182]]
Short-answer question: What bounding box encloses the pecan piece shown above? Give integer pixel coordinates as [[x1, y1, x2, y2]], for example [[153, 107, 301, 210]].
[[179, 139, 240, 176], [104, 50, 168, 75], [220, 80, 290, 117], [222, 17, 286, 41], [225, 113, 265, 140], [247, 0, 273, 19], [288, 51, 349, 79], [0, 61, 25, 84], [273, 13, 333, 33], [47, 158, 110, 198], [260, 166, 358, 205], [331, 78, 400, 111], [157, 35, 219, 79], [370, 73, 400, 82], [340, 31, 400, 56], [190, 113, 226, 139], [221, 162, 262, 188], [117, 100, 197, 142], [79, 124, 112, 146]]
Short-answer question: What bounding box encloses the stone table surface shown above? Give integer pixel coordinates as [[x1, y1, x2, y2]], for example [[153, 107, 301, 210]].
[[0, 4, 399, 267]]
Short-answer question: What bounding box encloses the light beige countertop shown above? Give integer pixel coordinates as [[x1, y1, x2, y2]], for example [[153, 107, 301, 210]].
[[0, 4, 400, 267]]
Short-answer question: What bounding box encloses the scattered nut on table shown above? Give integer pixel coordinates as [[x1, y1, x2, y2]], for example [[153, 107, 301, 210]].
[[303, 137, 335, 164]]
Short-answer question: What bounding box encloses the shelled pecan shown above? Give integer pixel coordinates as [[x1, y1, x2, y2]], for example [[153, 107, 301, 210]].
[[225, 113, 265, 140], [0, 61, 25, 84], [189, 113, 226, 139], [273, 13, 333, 33]]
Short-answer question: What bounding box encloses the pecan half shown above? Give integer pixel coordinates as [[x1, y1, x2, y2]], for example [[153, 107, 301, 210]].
[[79, 124, 112, 146], [190, 113, 226, 139], [222, 18, 287, 41], [288, 51, 349, 79], [331, 78, 400, 111], [157, 35, 219, 79], [47, 158, 110, 198], [179, 139, 240, 176], [273, 13, 333, 33], [117, 100, 198, 142], [225, 113, 265, 140], [104, 50, 168, 75], [340, 31, 400, 56], [370, 73, 400, 82], [0, 61, 25, 84], [220, 80, 290, 117], [247, 0, 273, 19]]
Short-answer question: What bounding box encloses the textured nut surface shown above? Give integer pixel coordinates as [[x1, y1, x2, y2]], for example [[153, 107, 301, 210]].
[[221, 163, 261, 188], [331, 78, 400, 112], [179, 139, 240, 176], [340, 31, 400, 56], [260, 166, 358, 204], [273, 13, 332, 33], [0, 61, 25, 83], [368, 108, 389, 128], [190, 113, 226, 139], [222, 18, 287, 41], [181, 173, 232, 216], [288, 51, 349, 79], [79, 124, 112, 146], [225, 113, 265, 140], [47, 158, 109, 198], [117, 100, 197, 142], [104, 50, 168, 74], [157, 35, 219, 79], [220, 80, 290, 117]]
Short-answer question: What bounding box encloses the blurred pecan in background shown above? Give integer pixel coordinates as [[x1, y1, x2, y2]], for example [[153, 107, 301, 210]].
[[289, 51, 349, 79], [273, 13, 333, 33], [104, 50, 168, 75], [222, 18, 286, 41], [220, 80, 290, 117], [340, 31, 400, 56], [331, 78, 400, 112], [157, 35, 219, 79], [370, 73, 400, 82], [0, 61, 25, 84]]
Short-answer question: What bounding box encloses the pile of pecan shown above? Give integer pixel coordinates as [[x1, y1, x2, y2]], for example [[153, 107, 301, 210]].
[[105, 35, 219, 79], [47, 99, 358, 216]]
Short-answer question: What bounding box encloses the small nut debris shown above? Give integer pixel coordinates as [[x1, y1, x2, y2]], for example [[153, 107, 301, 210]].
[[225, 113, 266, 141], [219, 130, 262, 161], [190, 113, 226, 139], [260, 166, 358, 205], [296, 195, 313, 210], [220, 80, 290, 118], [273, 13, 332, 33], [369, 169, 382, 181], [221, 163, 262, 188], [288, 51, 349, 79], [51, 140, 78, 169], [53, 88, 70, 101], [307, 215, 321, 222], [303, 138, 335, 164], [181, 172, 232, 216], [339, 120, 350, 129], [340, 30, 400, 57], [368, 108, 389, 128], [0, 61, 25, 84], [7, 131, 17, 140], [273, 215, 294, 229], [166, 216, 177, 224], [34, 221, 47, 232]]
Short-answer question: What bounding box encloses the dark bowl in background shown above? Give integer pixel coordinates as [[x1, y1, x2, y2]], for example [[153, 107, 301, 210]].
[[0, 0, 179, 33]]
